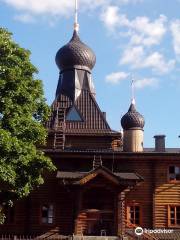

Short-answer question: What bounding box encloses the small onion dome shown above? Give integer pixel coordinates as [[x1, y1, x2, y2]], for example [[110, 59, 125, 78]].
[[55, 30, 96, 72], [121, 102, 145, 130]]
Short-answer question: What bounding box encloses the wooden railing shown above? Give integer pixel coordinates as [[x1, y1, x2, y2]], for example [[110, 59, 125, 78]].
[[0, 235, 70, 240]]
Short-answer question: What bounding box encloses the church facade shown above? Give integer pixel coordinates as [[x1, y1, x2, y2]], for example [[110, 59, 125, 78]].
[[1, 27, 180, 240]]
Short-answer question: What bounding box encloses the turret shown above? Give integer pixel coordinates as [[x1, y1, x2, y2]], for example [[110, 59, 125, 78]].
[[121, 99, 145, 152]]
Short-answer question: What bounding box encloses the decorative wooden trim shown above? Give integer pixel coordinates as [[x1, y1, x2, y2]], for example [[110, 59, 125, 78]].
[[78, 172, 98, 185], [117, 191, 126, 236], [78, 169, 120, 185]]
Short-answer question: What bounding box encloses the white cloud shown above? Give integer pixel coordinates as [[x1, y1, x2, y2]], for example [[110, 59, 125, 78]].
[[120, 46, 144, 66], [0, 0, 109, 24], [100, 6, 130, 31], [1, 0, 143, 19], [105, 71, 129, 84], [101, 8, 167, 47], [105, 72, 158, 89], [170, 20, 180, 57], [134, 78, 158, 89], [101, 6, 173, 75], [142, 52, 175, 74], [129, 15, 167, 46], [100, 6, 120, 30], [2, 0, 73, 16], [120, 46, 175, 74], [14, 13, 35, 23]]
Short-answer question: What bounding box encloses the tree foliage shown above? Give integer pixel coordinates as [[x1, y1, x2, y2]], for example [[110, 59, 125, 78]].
[[0, 28, 55, 220]]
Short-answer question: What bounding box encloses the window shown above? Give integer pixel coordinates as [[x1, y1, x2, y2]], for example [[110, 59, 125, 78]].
[[168, 206, 180, 226], [127, 205, 140, 225], [169, 166, 180, 181], [41, 204, 54, 224], [66, 106, 83, 121]]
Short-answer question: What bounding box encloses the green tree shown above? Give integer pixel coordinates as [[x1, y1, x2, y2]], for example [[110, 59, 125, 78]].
[[0, 28, 55, 222]]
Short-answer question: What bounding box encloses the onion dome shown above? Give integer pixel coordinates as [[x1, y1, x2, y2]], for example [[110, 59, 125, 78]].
[[55, 30, 96, 72], [121, 102, 145, 130]]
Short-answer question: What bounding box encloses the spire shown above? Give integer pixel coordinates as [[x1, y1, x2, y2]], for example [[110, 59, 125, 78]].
[[74, 0, 79, 33], [131, 75, 135, 105]]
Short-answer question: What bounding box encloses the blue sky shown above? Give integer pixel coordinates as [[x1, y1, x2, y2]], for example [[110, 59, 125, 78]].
[[0, 0, 180, 147]]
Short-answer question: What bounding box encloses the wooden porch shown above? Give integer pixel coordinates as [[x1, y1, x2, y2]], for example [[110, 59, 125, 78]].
[[57, 166, 143, 237]]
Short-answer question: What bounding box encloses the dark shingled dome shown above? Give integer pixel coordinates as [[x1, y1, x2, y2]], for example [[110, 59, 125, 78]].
[[55, 30, 96, 71], [121, 103, 145, 130]]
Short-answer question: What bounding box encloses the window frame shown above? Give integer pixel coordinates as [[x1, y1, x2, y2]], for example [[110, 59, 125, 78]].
[[126, 203, 142, 226], [168, 165, 180, 183], [40, 203, 55, 225], [168, 205, 180, 227]]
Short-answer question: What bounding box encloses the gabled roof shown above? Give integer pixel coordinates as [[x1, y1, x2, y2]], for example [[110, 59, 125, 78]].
[[47, 83, 116, 134], [76, 166, 120, 185], [56, 166, 143, 186], [64, 90, 111, 131]]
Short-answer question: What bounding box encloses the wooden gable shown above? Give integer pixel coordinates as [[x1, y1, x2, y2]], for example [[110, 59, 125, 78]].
[[76, 167, 120, 186]]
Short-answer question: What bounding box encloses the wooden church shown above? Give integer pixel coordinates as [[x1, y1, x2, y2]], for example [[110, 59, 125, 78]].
[[1, 9, 180, 240]]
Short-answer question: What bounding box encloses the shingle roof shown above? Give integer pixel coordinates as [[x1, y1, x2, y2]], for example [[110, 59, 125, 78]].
[[56, 169, 143, 182], [144, 147, 180, 153], [56, 171, 85, 179], [114, 172, 143, 180]]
